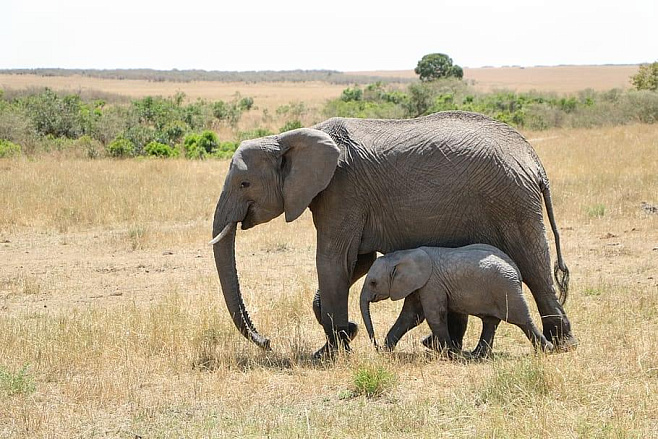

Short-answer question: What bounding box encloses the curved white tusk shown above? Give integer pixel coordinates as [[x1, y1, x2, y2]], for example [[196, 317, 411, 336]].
[[208, 223, 235, 245]]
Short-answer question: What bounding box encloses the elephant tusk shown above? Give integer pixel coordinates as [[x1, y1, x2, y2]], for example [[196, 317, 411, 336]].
[[209, 222, 236, 245]]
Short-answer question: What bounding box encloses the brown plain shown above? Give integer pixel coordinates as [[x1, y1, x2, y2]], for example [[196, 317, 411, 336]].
[[352, 64, 640, 92], [1, 66, 657, 437]]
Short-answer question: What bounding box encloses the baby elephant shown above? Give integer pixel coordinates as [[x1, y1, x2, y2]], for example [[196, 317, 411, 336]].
[[360, 244, 553, 358]]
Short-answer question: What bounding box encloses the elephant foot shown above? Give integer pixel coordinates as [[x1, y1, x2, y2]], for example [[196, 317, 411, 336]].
[[312, 322, 358, 361], [550, 334, 577, 352], [421, 335, 461, 358], [470, 343, 493, 360], [542, 315, 577, 352]]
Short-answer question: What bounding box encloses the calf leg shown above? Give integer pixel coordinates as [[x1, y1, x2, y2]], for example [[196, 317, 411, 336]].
[[517, 320, 554, 352], [384, 292, 425, 351], [471, 316, 500, 359]]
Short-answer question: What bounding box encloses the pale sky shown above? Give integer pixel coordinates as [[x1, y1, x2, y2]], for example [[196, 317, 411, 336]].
[[3, 0, 657, 71]]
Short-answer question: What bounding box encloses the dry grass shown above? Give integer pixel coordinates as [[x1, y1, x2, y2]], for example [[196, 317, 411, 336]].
[[352, 65, 641, 93], [0, 74, 344, 112], [1, 124, 657, 437]]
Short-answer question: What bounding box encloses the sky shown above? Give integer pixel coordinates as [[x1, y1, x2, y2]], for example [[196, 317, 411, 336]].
[[2, 0, 657, 72]]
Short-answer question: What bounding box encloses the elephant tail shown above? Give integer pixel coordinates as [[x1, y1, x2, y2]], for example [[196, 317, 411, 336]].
[[541, 181, 570, 305]]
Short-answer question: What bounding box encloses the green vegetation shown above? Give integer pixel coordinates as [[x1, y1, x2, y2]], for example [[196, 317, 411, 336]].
[[1, 65, 657, 161], [631, 61, 658, 91], [182, 130, 219, 159], [324, 80, 658, 129], [350, 363, 396, 398], [107, 137, 135, 158], [145, 141, 179, 158], [0, 87, 255, 159], [0, 364, 36, 397], [0, 139, 21, 158], [415, 53, 464, 81]]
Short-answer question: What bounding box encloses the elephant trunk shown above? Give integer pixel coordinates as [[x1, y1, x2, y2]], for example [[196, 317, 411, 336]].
[[212, 218, 271, 351], [360, 292, 378, 349]]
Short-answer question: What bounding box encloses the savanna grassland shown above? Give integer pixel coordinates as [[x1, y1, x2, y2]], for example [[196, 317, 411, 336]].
[[1, 68, 658, 438]]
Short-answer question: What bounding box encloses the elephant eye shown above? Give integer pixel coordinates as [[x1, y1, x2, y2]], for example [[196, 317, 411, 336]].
[[240, 181, 251, 189], [369, 280, 377, 288]]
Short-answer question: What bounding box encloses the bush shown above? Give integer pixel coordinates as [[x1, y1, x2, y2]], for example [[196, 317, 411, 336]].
[[107, 137, 135, 158], [213, 141, 239, 159], [279, 120, 303, 133], [0, 139, 21, 158], [341, 87, 363, 102], [351, 364, 396, 398], [631, 62, 658, 91], [145, 141, 178, 158], [182, 130, 219, 159]]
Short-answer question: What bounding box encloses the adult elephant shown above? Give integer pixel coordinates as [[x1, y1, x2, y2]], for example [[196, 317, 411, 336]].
[[210, 111, 574, 357]]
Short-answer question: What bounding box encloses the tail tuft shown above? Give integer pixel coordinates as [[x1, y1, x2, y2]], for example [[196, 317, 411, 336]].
[[553, 261, 570, 305]]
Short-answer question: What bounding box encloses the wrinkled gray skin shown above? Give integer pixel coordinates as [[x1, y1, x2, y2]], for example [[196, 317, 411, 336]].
[[210, 111, 573, 358], [360, 245, 554, 357]]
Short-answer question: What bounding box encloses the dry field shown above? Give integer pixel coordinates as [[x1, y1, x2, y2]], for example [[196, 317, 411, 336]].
[[352, 65, 641, 93], [1, 123, 657, 437], [0, 74, 345, 112]]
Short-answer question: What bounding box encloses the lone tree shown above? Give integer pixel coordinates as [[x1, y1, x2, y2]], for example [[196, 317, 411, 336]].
[[631, 61, 658, 91], [415, 53, 463, 82]]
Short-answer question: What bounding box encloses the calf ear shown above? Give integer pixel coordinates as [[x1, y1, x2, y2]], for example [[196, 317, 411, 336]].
[[277, 128, 340, 222], [389, 249, 432, 301]]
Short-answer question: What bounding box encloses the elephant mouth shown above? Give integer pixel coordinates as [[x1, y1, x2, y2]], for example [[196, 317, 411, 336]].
[[240, 203, 255, 230]]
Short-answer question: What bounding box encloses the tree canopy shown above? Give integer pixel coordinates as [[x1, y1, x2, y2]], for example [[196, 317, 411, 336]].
[[414, 53, 463, 82], [631, 62, 658, 91]]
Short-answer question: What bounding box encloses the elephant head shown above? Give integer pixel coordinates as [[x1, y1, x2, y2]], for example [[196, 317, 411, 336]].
[[210, 128, 340, 349], [360, 248, 432, 347]]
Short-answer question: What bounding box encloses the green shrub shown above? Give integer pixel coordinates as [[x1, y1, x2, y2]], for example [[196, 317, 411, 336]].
[[341, 87, 363, 102], [279, 120, 303, 133], [212, 100, 229, 120], [0, 364, 36, 396], [213, 141, 239, 159], [352, 364, 396, 398], [631, 62, 658, 91], [145, 141, 178, 158], [159, 120, 188, 145], [182, 130, 219, 159], [238, 96, 254, 111], [0, 139, 21, 158], [107, 137, 135, 158]]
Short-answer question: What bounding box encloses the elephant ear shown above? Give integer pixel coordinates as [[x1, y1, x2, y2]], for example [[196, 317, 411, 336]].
[[389, 249, 433, 301], [278, 128, 340, 222]]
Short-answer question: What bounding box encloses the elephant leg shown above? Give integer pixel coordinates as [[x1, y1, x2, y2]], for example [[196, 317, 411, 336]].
[[423, 317, 456, 354], [312, 245, 363, 359], [384, 292, 425, 351], [506, 226, 576, 350], [471, 316, 500, 359], [447, 312, 468, 350], [517, 320, 554, 352], [312, 252, 376, 341]]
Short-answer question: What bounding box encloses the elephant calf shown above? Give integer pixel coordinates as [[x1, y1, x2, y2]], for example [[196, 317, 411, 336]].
[[360, 244, 553, 358]]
